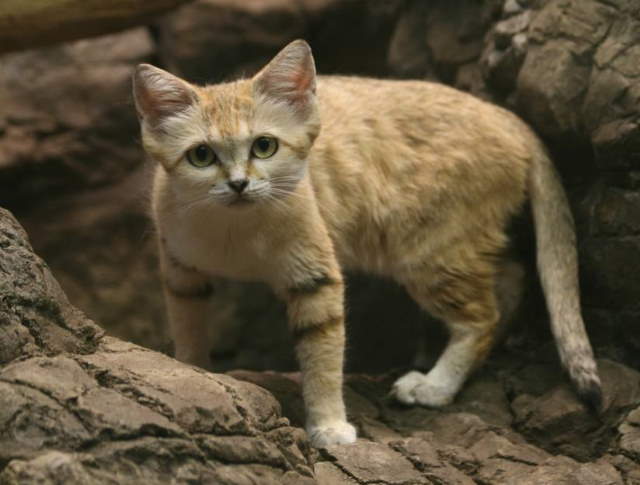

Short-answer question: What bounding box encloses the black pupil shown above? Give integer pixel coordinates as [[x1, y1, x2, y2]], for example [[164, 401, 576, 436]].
[[257, 138, 270, 152], [196, 145, 209, 161]]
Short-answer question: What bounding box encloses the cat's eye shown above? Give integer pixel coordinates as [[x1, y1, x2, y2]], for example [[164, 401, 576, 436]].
[[186, 144, 217, 167], [251, 136, 278, 159]]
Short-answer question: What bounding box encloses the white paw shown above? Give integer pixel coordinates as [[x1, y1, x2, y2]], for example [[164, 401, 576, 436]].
[[307, 420, 357, 448], [391, 371, 456, 408], [390, 371, 425, 405]]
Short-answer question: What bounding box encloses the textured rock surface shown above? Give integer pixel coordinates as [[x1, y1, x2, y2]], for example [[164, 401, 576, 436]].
[[0, 28, 153, 210], [232, 355, 640, 484], [2, 206, 640, 482], [0, 208, 315, 484], [482, 0, 640, 365], [155, 0, 403, 82]]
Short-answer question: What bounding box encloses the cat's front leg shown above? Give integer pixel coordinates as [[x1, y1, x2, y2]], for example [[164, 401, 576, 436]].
[[159, 240, 213, 370], [279, 270, 356, 448]]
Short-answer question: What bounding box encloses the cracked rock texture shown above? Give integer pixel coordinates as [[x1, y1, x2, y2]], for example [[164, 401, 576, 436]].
[[481, 0, 640, 367], [2, 207, 640, 483], [0, 208, 314, 484]]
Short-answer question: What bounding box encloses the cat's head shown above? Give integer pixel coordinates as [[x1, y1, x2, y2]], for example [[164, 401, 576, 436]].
[[133, 40, 320, 209]]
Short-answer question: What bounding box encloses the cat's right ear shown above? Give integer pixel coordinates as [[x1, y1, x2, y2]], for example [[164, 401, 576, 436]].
[[133, 64, 197, 129]]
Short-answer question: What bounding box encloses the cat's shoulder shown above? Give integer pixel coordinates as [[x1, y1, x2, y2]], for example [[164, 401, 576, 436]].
[[315, 75, 518, 126]]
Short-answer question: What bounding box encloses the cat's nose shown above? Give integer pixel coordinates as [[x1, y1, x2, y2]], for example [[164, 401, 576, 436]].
[[228, 179, 249, 193]]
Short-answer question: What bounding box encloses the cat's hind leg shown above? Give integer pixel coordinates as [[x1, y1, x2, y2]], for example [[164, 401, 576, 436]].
[[392, 257, 501, 407]]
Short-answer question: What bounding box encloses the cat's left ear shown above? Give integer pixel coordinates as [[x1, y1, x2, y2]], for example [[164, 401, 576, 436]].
[[253, 39, 316, 118], [133, 64, 197, 129]]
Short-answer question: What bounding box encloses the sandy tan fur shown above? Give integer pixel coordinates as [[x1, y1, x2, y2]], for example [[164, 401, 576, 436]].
[[133, 40, 601, 448]]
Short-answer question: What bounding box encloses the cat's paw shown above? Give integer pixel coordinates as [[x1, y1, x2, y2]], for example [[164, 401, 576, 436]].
[[391, 370, 455, 408], [307, 420, 357, 448]]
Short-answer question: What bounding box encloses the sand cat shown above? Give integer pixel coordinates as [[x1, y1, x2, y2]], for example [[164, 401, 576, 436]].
[[132, 40, 601, 448]]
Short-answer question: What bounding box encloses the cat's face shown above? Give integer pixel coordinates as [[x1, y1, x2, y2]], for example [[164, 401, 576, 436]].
[[133, 40, 319, 210]]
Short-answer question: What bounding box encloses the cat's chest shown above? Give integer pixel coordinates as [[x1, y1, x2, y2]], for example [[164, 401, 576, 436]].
[[163, 212, 272, 281]]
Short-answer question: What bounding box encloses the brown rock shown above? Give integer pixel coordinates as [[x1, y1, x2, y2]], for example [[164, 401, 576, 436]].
[[0, 208, 316, 484], [511, 360, 640, 460], [0, 0, 190, 54], [314, 462, 356, 484], [0, 29, 153, 210], [388, 0, 502, 87], [322, 440, 426, 484], [156, 0, 402, 83]]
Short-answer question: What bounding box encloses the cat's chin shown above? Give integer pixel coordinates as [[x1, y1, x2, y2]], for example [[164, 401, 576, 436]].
[[224, 197, 257, 209]]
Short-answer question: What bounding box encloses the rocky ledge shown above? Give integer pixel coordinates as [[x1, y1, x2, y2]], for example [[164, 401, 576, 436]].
[[1, 208, 640, 484]]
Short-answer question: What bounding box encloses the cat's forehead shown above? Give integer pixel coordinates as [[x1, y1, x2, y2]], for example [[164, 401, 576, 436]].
[[199, 80, 255, 137]]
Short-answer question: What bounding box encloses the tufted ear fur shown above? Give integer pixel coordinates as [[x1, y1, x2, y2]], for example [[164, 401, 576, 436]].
[[253, 39, 317, 118], [132, 64, 197, 129]]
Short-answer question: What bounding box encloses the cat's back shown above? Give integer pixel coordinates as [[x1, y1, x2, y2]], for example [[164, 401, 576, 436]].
[[310, 76, 536, 272], [315, 75, 533, 151]]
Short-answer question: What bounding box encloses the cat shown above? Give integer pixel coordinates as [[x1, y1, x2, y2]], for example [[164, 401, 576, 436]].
[[132, 39, 601, 448]]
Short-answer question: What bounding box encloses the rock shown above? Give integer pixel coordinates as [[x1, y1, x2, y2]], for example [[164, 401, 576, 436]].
[[233, 357, 640, 481], [581, 238, 640, 309], [388, 0, 502, 88], [484, 0, 640, 159], [591, 187, 640, 236], [605, 454, 640, 484], [391, 437, 476, 485], [0, 208, 315, 484], [0, 0, 190, 54], [494, 11, 531, 49], [0, 208, 102, 365], [481, 0, 640, 368], [0, 29, 153, 210], [477, 455, 623, 485], [3, 205, 640, 481], [321, 440, 426, 484], [619, 405, 640, 459], [156, 0, 402, 83], [510, 360, 640, 460]]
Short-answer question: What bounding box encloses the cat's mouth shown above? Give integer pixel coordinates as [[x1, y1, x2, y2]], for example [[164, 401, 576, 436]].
[[227, 195, 255, 207]]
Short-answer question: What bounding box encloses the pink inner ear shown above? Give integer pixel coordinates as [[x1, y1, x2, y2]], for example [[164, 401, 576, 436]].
[[293, 68, 314, 95], [134, 66, 195, 128], [150, 89, 193, 121], [286, 70, 313, 108], [255, 42, 316, 115]]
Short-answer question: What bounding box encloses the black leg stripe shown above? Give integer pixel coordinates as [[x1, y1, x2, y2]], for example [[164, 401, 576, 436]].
[[287, 274, 337, 296], [167, 252, 199, 273], [291, 317, 341, 343]]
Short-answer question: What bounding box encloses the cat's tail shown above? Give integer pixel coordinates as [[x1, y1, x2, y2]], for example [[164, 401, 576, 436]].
[[529, 146, 602, 412]]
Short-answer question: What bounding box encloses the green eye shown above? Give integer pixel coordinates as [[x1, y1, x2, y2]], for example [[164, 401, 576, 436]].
[[186, 144, 216, 167], [251, 136, 278, 159]]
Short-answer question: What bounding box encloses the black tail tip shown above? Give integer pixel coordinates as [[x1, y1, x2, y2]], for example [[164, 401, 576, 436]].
[[578, 382, 604, 415]]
